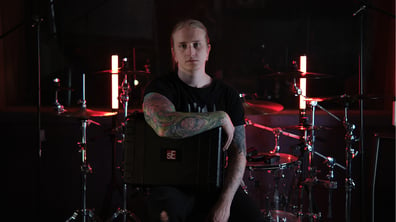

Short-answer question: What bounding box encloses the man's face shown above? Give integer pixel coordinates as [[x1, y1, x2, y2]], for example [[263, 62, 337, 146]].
[[172, 26, 210, 73]]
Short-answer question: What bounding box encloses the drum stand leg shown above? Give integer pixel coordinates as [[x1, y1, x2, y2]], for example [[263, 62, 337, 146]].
[[66, 170, 97, 222], [107, 184, 140, 222]]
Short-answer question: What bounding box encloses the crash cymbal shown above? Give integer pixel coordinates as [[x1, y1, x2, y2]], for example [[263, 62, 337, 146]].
[[59, 108, 117, 119], [263, 71, 333, 79], [243, 100, 284, 115]]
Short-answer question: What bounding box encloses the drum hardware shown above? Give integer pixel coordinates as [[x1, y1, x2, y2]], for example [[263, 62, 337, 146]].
[[291, 82, 336, 221], [314, 151, 346, 220], [95, 69, 150, 90], [66, 73, 101, 222], [292, 83, 360, 221], [107, 57, 140, 222], [52, 77, 117, 119], [305, 95, 359, 222], [342, 99, 359, 222], [245, 119, 301, 154]]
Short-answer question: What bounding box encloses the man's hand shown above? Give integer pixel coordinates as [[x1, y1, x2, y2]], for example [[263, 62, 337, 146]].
[[208, 197, 232, 222]]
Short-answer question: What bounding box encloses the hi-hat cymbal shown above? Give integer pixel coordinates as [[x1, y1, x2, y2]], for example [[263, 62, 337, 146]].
[[243, 100, 284, 115], [263, 71, 333, 79], [59, 108, 117, 119]]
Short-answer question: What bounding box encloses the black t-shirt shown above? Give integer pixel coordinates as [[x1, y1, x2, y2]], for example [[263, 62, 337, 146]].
[[144, 72, 245, 126]]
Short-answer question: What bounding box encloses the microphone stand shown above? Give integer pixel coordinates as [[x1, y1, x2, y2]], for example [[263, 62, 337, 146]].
[[353, 5, 367, 222], [32, 15, 44, 221], [353, 3, 395, 222]]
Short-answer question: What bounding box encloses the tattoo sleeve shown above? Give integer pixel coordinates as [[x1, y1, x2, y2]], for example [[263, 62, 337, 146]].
[[143, 92, 226, 138], [230, 125, 247, 156]]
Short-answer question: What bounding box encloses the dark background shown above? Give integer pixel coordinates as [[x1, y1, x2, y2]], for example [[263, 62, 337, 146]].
[[1, 0, 395, 221]]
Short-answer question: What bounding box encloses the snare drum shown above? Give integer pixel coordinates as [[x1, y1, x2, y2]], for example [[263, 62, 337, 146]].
[[245, 152, 300, 221]]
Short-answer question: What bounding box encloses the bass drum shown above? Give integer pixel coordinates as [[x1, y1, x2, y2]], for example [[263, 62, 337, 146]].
[[244, 152, 301, 221]]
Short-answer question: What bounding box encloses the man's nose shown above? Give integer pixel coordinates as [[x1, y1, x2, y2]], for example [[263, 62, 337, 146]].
[[185, 44, 196, 56]]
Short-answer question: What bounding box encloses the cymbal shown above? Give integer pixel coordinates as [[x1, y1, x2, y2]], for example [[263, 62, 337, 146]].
[[59, 108, 117, 119], [95, 69, 150, 76], [308, 94, 381, 104], [282, 124, 331, 131], [263, 71, 333, 79], [243, 100, 284, 115]]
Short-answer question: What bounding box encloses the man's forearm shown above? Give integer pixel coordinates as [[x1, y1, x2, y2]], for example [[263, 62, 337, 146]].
[[150, 111, 227, 138], [218, 125, 247, 203], [219, 153, 246, 203], [143, 92, 227, 138]]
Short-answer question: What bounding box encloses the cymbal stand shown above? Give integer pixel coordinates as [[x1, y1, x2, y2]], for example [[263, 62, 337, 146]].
[[292, 79, 319, 221], [342, 100, 358, 222], [66, 73, 99, 222], [308, 98, 358, 222], [108, 58, 140, 222], [310, 98, 358, 222]]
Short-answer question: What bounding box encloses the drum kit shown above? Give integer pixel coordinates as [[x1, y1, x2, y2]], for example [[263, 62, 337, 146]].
[[51, 59, 359, 222], [241, 70, 359, 222]]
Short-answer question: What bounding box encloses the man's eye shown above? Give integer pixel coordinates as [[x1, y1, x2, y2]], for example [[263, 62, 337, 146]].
[[180, 44, 187, 49], [193, 42, 200, 48]]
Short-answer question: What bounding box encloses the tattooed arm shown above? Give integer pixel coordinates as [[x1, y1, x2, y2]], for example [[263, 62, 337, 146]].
[[143, 92, 235, 150], [210, 125, 247, 222]]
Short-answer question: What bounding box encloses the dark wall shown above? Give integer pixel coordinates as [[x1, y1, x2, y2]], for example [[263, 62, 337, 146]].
[[1, 0, 394, 110]]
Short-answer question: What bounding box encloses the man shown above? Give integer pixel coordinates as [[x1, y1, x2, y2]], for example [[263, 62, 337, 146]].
[[143, 19, 263, 222]]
